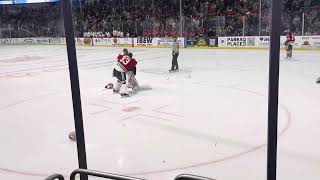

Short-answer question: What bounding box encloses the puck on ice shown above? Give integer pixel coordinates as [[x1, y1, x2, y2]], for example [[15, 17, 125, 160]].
[[68, 131, 76, 141]]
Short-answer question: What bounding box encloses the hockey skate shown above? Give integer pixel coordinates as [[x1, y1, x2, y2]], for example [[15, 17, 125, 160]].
[[132, 85, 139, 91], [169, 69, 179, 73], [120, 93, 129, 97], [127, 85, 139, 91]]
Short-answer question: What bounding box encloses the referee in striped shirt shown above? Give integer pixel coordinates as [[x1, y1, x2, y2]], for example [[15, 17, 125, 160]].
[[170, 36, 179, 72]]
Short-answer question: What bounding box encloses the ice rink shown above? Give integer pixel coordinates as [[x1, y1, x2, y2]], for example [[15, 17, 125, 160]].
[[0, 45, 319, 180]]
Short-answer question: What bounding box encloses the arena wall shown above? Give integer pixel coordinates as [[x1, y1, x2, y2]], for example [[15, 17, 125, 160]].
[[218, 36, 320, 50], [1, 36, 320, 50]]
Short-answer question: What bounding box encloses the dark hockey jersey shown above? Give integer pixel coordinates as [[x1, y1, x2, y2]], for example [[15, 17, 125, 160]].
[[116, 54, 137, 72]]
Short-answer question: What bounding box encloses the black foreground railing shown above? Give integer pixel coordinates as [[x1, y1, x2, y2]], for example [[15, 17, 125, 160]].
[[45, 169, 215, 180], [44, 174, 65, 180], [70, 169, 145, 180], [174, 174, 215, 180]]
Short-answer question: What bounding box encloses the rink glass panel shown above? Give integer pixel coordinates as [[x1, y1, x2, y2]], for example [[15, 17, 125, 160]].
[[0, 1, 79, 179], [1, 0, 320, 180], [71, 1, 270, 180], [277, 1, 320, 180]]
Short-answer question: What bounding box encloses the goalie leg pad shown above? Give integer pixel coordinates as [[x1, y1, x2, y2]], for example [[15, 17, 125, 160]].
[[113, 68, 126, 82], [126, 71, 139, 90]]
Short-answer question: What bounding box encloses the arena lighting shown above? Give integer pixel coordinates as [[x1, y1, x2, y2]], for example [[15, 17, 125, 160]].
[[0, 0, 59, 4]]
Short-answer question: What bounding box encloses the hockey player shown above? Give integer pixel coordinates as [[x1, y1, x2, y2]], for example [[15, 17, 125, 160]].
[[285, 31, 295, 59], [126, 53, 139, 90], [112, 49, 137, 97], [169, 36, 179, 72]]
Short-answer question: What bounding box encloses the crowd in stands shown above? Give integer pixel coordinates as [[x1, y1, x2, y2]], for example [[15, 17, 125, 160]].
[[73, 0, 320, 37], [0, 0, 320, 38], [0, 3, 62, 38], [83, 30, 130, 38]]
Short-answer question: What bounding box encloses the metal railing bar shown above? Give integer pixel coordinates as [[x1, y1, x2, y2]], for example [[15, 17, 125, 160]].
[[174, 174, 215, 180], [70, 169, 145, 180], [45, 174, 65, 180]]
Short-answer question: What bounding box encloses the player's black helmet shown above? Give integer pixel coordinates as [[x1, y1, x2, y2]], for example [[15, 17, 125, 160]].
[[123, 48, 129, 55], [128, 53, 133, 58]]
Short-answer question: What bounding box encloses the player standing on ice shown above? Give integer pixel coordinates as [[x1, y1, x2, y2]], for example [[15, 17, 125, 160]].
[[285, 30, 295, 59], [108, 49, 137, 97], [169, 36, 179, 72], [126, 53, 139, 90]]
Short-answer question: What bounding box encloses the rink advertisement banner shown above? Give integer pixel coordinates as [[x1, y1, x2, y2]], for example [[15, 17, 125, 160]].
[[83, 38, 93, 45], [186, 37, 198, 47], [2, 36, 319, 49], [93, 38, 113, 46], [256, 36, 320, 48], [291, 36, 320, 48], [196, 37, 207, 46], [209, 38, 217, 47], [49, 38, 65, 44], [0, 38, 17, 44], [218, 37, 256, 47], [156, 37, 185, 48], [219, 36, 320, 48], [157, 37, 174, 47], [118, 38, 132, 46], [186, 37, 217, 47], [134, 37, 185, 48], [35, 38, 50, 44], [255, 36, 288, 48], [75, 38, 84, 45], [135, 37, 154, 47], [93, 38, 133, 47], [0, 38, 67, 45]]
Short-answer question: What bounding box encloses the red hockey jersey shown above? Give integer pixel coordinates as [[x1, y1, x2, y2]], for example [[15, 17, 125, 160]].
[[117, 54, 137, 72], [287, 32, 295, 42]]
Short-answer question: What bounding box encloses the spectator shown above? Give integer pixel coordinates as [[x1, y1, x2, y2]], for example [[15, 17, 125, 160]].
[[1, 0, 320, 38]]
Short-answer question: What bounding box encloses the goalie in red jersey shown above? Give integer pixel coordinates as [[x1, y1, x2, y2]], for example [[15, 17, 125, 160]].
[[285, 30, 295, 59], [107, 49, 137, 97]]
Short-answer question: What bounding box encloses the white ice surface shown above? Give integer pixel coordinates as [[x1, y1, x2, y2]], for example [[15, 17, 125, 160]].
[[0, 45, 319, 180]]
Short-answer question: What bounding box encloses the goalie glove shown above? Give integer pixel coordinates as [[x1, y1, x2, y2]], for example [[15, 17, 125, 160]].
[[105, 83, 114, 89]]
